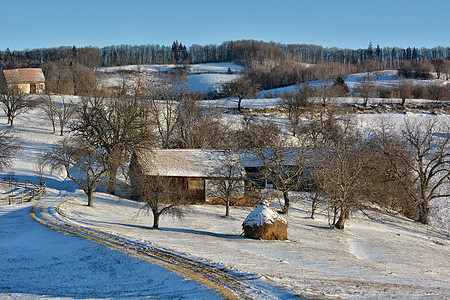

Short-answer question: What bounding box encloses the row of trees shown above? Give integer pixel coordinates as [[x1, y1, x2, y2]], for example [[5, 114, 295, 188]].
[[238, 104, 448, 228], [1, 40, 449, 70]]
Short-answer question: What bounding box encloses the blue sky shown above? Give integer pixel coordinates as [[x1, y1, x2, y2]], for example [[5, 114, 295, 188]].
[[2, 0, 449, 51]]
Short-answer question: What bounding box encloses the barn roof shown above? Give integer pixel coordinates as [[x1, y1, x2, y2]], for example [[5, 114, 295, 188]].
[[3, 68, 45, 84], [238, 148, 305, 168], [135, 149, 246, 179]]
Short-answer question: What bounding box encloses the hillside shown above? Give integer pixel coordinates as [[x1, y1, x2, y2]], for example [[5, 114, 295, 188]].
[[0, 65, 449, 298]]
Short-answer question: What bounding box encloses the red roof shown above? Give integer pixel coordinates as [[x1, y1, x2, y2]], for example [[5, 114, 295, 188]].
[[3, 68, 45, 84]]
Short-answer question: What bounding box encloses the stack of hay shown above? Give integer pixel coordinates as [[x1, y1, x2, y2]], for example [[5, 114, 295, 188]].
[[242, 197, 288, 240]]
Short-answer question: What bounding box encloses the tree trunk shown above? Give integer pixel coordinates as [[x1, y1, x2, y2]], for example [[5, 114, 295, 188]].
[[59, 122, 64, 136], [335, 203, 346, 229], [310, 193, 318, 219], [237, 97, 242, 112], [417, 201, 429, 224], [282, 190, 290, 214], [332, 206, 338, 225], [87, 188, 94, 207], [225, 197, 230, 217], [106, 163, 119, 195], [152, 209, 160, 229]]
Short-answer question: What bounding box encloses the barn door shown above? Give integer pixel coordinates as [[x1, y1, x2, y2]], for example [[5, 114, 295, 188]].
[[30, 83, 36, 94]]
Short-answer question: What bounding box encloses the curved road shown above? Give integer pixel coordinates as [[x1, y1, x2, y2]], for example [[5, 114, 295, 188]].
[[30, 199, 295, 300]]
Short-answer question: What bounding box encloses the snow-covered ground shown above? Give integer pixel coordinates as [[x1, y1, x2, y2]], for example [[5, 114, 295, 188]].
[[0, 103, 223, 299], [97, 62, 243, 93], [0, 65, 449, 298], [57, 192, 449, 299], [259, 70, 449, 98]]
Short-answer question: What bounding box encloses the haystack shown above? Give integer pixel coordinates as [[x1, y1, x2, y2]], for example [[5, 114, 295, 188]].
[[242, 197, 288, 240]]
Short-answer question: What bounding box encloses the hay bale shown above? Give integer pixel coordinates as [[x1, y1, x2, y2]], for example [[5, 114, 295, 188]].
[[242, 198, 288, 240]]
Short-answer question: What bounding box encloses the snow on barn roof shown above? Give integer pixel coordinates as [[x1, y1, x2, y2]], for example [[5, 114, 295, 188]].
[[238, 148, 306, 168], [3, 68, 45, 84], [135, 149, 246, 178]]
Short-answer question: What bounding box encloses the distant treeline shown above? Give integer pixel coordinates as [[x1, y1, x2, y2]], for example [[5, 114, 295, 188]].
[[1, 40, 449, 70]]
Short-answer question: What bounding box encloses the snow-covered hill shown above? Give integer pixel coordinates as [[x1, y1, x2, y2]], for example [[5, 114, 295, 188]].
[[98, 62, 243, 94], [0, 85, 449, 298]]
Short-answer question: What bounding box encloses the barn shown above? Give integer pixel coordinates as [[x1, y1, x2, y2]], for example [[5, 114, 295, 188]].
[[3, 68, 46, 94], [129, 149, 259, 204]]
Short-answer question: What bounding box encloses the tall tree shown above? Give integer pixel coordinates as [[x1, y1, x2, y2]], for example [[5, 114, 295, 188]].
[[374, 118, 450, 224], [241, 122, 309, 214], [73, 79, 154, 194]]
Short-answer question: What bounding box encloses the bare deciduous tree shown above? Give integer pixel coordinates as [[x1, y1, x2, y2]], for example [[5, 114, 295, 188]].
[[41, 94, 77, 135], [73, 82, 154, 195], [44, 137, 107, 207], [312, 130, 372, 229], [0, 129, 20, 171], [311, 62, 343, 106], [132, 174, 188, 229], [279, 84, 310, 137], [222, 77, 260, 112], [355, 74, 375, 107], [146, 80, 184, 149], [241, 122, 309, 214], [374, 118, 450, 224], [1, 86, 39, 127], [397, 80, 412, 108], [208, 153, 246, 217]]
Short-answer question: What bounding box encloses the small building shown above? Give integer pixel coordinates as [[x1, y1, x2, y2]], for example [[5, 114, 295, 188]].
[[3, 68, 46, 94], [129, 149, 258, 204]]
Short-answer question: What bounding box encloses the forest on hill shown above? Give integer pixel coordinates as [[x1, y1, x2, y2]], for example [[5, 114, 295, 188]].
[[1, 40, 449, 70], [1, 40, 449, 98]]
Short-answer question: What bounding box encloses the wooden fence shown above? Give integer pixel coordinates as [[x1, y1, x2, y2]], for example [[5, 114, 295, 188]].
[[0, 178, 46, 205]]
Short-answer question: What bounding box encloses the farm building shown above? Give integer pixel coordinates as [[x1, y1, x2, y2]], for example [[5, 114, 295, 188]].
[[2, 68, 45, 94], [129, 149, 259, 204]]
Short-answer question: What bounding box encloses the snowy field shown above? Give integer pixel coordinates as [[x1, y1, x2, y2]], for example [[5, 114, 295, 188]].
[[0, 66, 449, 299], [98, 62, 243, 93]]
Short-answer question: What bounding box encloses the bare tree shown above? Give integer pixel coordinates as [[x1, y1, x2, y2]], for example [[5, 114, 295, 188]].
[[208, 153, 246, 217], [44, 137, 107, 207], [312, 127, 374, 229], [131, 173, 188, 229], [73, 81, 154, 195], [397, 80, 412, 108], [1, 86, 39, 127], [175, 97, 232, 149], [356, 74, 375, 107], [311, 62, 343, 106], [241, 122, 309, 214], [41, 94, 77, 135], [279, 84, 310, 137], [221, 77, 260, 112], [146, 79, 185, 149], [0, 129, 20, 171], [374, 118, 450, 224]]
